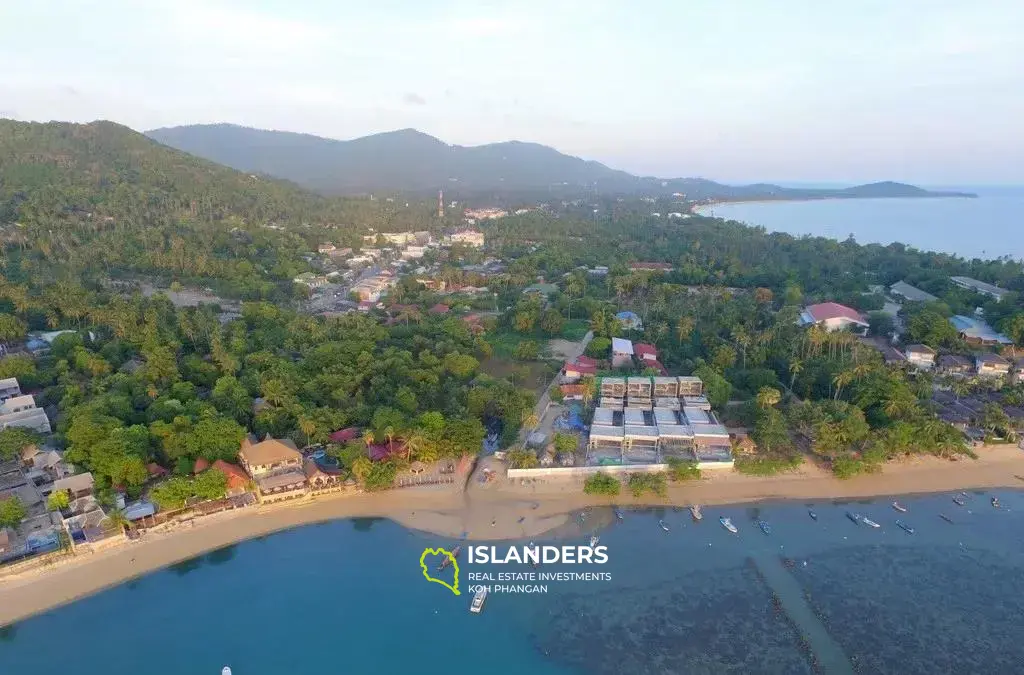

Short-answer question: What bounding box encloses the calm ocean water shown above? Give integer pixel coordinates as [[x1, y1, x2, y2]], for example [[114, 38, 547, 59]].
[[703, 187, 1024, 260], [3, 491, 1024, 674]]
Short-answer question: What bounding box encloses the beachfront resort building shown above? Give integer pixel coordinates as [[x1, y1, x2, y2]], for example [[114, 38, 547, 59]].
[[586, 404, 731, 467], [238, 436, 308, 503], [582, 375, 731, 468], [799, 303, 869, 333]]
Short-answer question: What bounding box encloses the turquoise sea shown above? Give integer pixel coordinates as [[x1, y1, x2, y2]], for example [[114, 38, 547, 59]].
[[4, 490, 1024, 674], [703, 187, 1024, 260]]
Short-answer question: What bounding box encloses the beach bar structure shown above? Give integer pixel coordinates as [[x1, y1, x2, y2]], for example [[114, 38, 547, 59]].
[[653, 377, 679, 398]]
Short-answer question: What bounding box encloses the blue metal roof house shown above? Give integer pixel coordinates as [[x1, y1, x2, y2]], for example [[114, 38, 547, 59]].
[[615, 311, 643, 331], [949, 315, 1012, 345]]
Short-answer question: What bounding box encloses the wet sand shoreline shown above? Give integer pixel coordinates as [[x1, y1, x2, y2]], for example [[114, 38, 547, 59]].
[[2, 445, 1022, 626]]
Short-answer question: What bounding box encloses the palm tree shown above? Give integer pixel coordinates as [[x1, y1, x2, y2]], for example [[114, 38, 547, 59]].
[[362, 429, 376, 449], [650, 321, 668, 347], [107, 509, 131, 536], [580, 376, 597, 408], [297, 415, 317, 446], [352, 456, 372, 483], [833, 370, 855, 400], [788, 359, 803, 392], [590, 308, 608, 337], [261, 378, 290, 407], [676, 316, 695, 345], [756, 387, 781, 408], [522, 410, 539, 431], [383, 425, 395, 454], [404, 430, 426, 462]]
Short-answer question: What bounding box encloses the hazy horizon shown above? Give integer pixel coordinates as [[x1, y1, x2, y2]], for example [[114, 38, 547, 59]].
[[2, 1, 1021, 184]]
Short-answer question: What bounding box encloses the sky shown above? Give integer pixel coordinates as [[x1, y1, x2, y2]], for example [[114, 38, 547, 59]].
[[1, 0, 1022, 184]]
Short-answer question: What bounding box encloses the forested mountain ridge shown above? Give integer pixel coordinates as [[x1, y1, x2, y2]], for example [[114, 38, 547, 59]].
[[146, 123, 975, 200], [0, 119, 440, 298], [0, 119, 338, 226], [146, 123, 640, 195]]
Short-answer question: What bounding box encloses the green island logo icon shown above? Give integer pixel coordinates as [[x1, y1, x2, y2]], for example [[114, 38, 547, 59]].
[[420, 547, 460, 596]]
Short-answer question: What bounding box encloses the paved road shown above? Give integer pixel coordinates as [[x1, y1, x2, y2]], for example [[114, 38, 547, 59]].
[[518, 330, 593, 444]]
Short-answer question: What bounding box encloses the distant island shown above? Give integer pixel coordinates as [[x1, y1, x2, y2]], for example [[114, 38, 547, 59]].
[[146, 124, 976, 200]]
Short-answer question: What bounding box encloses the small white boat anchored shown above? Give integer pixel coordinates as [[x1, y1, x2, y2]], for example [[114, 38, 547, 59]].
[[659, 519, 670, 532], [589, 535, 600, 547], [690, 505, 703, 521], [720, 517, 738, 534], [222, 668, 233, 675], [861, 516, 881, 528], [470, 587, 488, 613], [892, 501, 907, 513]]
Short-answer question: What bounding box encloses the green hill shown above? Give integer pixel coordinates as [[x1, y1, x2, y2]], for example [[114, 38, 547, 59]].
[[0, 119, 404, 298], [0, 119, 339, 226], [146, 123, 976, 200]]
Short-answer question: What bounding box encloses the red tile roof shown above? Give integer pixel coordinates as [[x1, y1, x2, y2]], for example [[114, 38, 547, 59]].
[[429, 303, 450, 314], [211, 460, 249, 490], [193, 457, 210, 474], [634, 343, 658, 360], [805, 302, 867, 324], [575, 355, 598, 367], [328, 427, 360, 443], [564, 361, 597, 375], [560, 384, 585, 397], [368, 441, 406, 462], [147, 462, 169, 477]]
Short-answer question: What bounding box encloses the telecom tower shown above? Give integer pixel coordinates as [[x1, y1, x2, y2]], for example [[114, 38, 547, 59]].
[[437, 190, 444, 218]]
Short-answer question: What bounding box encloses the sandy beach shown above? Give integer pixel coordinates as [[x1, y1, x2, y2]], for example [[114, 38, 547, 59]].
[[2, 445, 1023, 626]]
